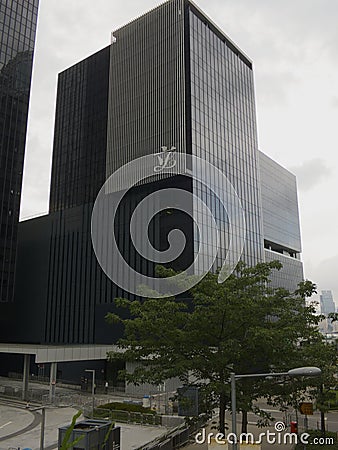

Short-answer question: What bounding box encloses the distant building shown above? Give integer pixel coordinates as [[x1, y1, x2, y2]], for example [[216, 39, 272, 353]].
[[320, 290, 336, 315]]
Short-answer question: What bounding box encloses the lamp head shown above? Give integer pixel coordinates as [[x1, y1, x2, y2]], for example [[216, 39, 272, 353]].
[[287, 367, 321, 377]]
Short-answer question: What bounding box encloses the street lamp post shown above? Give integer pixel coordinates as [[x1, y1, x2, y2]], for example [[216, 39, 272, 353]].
[[230, 367, 321, 450], [230, 372, 237, 449], [30, 406, 46, 450], [85, 369, 96, 418]]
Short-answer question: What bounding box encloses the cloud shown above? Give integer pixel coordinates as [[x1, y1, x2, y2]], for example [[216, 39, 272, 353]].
[[202, 0, 338, 111], [256, 71, 300, 106], [290, 159, 332, 191], [331, 97, 338, 108], [205, 0, 338, 60]]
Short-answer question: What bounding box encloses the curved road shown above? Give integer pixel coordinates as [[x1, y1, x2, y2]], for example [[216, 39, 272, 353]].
[[0, 400, 42, 442]]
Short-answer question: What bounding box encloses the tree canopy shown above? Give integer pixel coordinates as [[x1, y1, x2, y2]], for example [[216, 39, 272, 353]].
[[107, 261, 336, 434]]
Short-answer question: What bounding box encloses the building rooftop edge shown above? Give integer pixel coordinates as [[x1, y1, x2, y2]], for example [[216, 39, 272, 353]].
[[112, 0, 253, 67], [188, 0, 253, 65], [259, 149, 297, 179]]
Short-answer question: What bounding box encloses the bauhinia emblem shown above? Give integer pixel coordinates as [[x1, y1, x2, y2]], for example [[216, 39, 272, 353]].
[[154, 146, 177, 172]]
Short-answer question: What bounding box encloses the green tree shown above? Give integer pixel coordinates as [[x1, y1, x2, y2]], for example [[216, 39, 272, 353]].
[[107, 261, 327, 435]]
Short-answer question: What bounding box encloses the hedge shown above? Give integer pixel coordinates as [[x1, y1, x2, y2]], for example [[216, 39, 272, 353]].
[[97, 401, 156, 414]]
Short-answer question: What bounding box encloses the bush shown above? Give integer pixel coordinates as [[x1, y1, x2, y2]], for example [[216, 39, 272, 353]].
[[97, 402, 156, 414]]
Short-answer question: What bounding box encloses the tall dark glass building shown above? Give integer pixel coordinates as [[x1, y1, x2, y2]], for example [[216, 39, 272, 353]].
[[48, 0, 263, 344], [0, 0, 39, 305], [3, 0, 303, 349], [51, 0, 263, 270]]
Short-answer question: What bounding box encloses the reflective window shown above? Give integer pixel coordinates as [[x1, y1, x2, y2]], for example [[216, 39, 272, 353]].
[[0, 0, 39, 303], [189, 9, 264, 271]]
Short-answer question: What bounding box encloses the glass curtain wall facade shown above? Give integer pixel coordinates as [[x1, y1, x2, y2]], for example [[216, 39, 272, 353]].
[[106, 0, 186, 177], [49, 47, 110, 212], [0, 0, 39, 303], [188, 6, 264, 271], [106, 0, 264, 276]]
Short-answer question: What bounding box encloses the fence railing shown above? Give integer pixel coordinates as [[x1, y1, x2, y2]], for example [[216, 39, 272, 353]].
[[0, 384, 45, 403], [6, 373, 126, 395], [0, 384, 94, 408]]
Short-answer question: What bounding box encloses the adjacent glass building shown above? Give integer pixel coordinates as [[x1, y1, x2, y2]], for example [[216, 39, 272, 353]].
[[3, 0, 303, 347], [259, 151, 303, 292], [0, 0, 39, 304]]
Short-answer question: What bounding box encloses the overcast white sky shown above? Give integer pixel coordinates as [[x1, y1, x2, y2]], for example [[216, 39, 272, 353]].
[[21, 0, 338, 305]]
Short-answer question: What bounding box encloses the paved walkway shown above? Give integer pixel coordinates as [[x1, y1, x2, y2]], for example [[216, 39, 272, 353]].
[[0, 402, 167, 450]]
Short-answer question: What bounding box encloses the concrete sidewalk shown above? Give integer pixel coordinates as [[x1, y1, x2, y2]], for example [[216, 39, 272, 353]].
[[0, 403, 168, 450]]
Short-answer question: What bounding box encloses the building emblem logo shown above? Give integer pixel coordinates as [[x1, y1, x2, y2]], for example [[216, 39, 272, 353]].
[[154, 146, 177, 172]]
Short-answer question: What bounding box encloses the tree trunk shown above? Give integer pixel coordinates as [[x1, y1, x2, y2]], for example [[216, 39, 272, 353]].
[[320, 410, 326, 435], [219, 393, 227, 436], [241, 410, 248, 434]]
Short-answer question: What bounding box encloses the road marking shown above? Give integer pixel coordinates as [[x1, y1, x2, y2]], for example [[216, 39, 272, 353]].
[[0, 421, 12, 429]]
